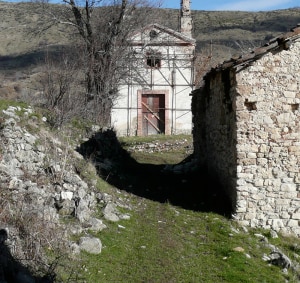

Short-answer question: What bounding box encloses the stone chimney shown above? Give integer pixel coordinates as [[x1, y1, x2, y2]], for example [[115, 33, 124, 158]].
[[180, 0, 192, 38]]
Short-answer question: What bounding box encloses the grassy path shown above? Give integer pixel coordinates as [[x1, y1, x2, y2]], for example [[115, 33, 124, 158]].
[[79, 197, 294, 283], [75, 135, 300, 282]]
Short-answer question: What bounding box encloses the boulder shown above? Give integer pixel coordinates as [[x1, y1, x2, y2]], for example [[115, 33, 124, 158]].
[[79, 236, 102, 254], [102, 202, 120, 222]]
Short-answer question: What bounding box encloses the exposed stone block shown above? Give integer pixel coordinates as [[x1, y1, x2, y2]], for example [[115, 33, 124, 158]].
[[244, 213, 256, 220], [281, 183, 297, 192], [254, 179, 264, 187], [284, 91, 296, 98], [292, 213, 300, 220], [242, 158, 257, 166], [287, 219, 299, 227], [271, 219, 285, 228]]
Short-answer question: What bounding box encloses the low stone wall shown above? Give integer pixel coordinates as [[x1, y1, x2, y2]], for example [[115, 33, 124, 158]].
[[0, 106, 132, 280]]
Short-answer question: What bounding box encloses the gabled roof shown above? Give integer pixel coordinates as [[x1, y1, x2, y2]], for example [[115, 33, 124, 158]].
[[128, 23, 196, 46], [205, 24, 300, 76]]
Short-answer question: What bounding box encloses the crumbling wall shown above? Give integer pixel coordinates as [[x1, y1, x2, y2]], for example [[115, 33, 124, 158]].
[[234, 39, 300, 235], [192, 69, 237, 211], [193, 38, 300, 235]]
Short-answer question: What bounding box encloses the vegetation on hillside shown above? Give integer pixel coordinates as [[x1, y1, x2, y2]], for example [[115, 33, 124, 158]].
[[1, 2, 299, 104], [0, 2, 300, 281]]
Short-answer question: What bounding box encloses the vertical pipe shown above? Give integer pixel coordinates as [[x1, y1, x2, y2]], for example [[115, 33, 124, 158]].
[[171, 55, 176, 134], [127, 52, 131, 136], [127, 83, 130, 136]]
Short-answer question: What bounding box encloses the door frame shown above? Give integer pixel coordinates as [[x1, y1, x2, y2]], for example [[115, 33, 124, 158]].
[[137, 89, 170, 136]]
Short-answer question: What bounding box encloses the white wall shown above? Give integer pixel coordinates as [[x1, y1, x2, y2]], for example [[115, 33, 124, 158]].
[[111, 26, 195, 136]]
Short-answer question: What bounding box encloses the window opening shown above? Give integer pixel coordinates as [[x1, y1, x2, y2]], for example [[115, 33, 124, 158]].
[[244, 99, 257, 111], [146, 52, 161, 68], [291, 104, 299, 112], [149, 30, 158, 40]]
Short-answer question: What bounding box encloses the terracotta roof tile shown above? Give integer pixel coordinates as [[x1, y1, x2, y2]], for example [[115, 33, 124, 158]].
[[205, 24, 300, 75]]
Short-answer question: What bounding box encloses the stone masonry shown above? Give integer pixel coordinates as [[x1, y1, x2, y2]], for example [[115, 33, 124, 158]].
[[192, 25, 300, 235]]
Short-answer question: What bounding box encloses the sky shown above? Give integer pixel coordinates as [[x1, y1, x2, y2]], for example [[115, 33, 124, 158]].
[[3, 0, 300, 10], [161, 0, 300, 11]]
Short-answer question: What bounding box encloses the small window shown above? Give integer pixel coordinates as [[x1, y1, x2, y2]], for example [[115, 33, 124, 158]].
[[149, 30, 158, 40], [291, 104, 299, 112], [244, 99, 257, 111], [146, 52, 161, 68]]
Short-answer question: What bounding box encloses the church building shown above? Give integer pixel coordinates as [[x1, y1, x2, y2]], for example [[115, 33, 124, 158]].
[[111, 0, 196, 136]]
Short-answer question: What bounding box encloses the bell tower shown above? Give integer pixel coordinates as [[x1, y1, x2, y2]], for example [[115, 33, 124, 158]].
[[180, 0, 192, 38]]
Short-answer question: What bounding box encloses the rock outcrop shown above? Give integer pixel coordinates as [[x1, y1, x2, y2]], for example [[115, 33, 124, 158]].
[[0, 105, 129, 281]]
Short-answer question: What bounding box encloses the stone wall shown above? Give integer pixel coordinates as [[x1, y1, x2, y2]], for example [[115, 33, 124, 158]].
[[0, 106, 131, 280], [192, 69, 237, 210], [234, 39, 300, 235], [192, 38, 300, 235]]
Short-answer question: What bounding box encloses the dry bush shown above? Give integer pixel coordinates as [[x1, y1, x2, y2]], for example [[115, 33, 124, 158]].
[[0, 182, 70, 281], [37, 51, 87, 128]]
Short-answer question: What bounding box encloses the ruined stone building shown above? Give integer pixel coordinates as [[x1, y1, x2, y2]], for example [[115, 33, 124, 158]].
[[111, 0, 195, 136], [192, 25, 300, 235]]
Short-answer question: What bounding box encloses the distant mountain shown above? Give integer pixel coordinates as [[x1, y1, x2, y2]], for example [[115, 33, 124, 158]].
[[0, 2, 299, 96], [1, 2, 299, 58], [158, 8, 300, 62]]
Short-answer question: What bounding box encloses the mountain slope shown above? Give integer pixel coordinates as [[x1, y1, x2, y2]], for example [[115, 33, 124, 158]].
[[0, 2, 299, 98]]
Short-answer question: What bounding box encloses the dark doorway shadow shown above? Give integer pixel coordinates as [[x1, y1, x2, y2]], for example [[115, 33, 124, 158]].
[[0, 229, 54, 283], [77, 129, 233, 217]]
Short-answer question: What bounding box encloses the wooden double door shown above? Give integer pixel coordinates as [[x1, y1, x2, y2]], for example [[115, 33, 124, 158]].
[[142, 94, 165, 135]]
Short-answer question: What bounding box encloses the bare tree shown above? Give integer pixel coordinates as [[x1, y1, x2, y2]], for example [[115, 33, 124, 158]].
[[38, 0, 163, 126], [39, 50, 86, 127]]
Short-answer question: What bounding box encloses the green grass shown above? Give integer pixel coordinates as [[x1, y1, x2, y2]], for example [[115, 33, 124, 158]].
[[129, 150, 187, 164], [119, 134, 193, 165], [118, 133, 192, 145], [79, 201, 297, 282], [0, 99, 28, 112], [68, 135, 300, 283]]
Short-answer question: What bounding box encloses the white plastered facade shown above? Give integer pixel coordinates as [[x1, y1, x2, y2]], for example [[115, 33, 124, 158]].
[[111, 23, 196, 136]]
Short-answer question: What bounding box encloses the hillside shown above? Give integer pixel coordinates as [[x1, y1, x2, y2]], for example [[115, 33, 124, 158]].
[[192, 8, 300, 52], [0, 102, 300, 282], [0, 2, 300, 99], [1, 2, 300, 59]]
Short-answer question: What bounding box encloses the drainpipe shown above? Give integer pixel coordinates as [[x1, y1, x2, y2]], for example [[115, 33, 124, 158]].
[[171, 56, 176, 134]]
